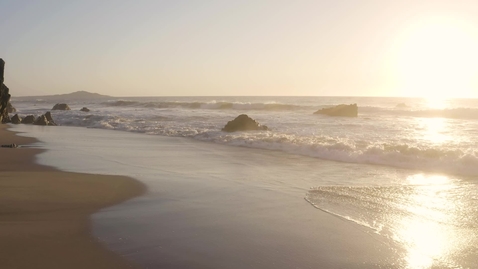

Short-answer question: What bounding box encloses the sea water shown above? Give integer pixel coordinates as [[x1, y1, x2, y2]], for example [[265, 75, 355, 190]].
[[12, 96, 478, 268], [13, 96, 478, 176]]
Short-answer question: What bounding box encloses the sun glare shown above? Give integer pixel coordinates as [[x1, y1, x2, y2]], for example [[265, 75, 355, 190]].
[[398, 174, 459, 268], [393, 16, 478, 98]]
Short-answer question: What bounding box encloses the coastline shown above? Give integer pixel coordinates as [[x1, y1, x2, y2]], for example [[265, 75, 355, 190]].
[[18, 124, 403, 268], [0, 124, 145, 268]]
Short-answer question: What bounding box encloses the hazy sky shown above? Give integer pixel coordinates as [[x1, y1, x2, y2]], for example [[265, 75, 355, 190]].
[[1, 0, 478, 97]]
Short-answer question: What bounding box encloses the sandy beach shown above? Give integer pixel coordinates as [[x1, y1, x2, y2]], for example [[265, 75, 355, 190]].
[[0, 124, 145, 269]]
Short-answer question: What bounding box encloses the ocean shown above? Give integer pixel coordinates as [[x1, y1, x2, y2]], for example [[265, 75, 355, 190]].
[[11, 96, 478, 268]]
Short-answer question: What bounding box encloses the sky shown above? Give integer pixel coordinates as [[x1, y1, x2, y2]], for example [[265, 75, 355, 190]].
[[1, 0, 478, 97]]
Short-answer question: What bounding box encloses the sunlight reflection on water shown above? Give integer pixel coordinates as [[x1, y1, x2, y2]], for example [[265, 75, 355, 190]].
[[425, 97, 449, 110], [398, 175, 458, 268], [306, 173, 478, 268], [419, 117, 450, 144]]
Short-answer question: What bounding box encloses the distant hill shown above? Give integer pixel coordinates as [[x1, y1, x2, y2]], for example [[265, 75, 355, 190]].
[[14, 91, 111, 100]]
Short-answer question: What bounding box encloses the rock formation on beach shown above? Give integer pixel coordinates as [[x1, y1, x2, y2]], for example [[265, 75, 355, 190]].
[[10, 114, 21, 124], [34, 113, 56, 126], [0, 59, 57, 126], [222, 114, 268, 132], [314, 104, 358, 117], [7, 102, 15, 113], [22, 115, 35, 124], [12, 112, 57, 126], [0, 59, 12, 123], [35, 111, 57, 126], [34, 115, 49, 126], [52, 103, 71, 110], [44, 111, 56, 125], [80, 107, 90, 112]]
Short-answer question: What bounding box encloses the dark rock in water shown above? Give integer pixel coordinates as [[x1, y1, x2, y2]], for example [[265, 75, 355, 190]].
[[0, 59, 12, 123], [395, 103, 408, 108], [314, 104, 358, 117], [34, 115, 48, 126], [44, 111, 56, 126], [7, 102, 15, 113], [80, 107, 90, 112], [45, 111, 54, 122], [11, 114, 21, 124], [222, 114, 268, 132], [22, 115, 36, 124], [52, 103, 71, 110], [30, 112, 56, 126]]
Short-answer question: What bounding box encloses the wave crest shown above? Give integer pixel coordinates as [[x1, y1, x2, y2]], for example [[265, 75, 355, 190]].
[[102, 100, 308, 111], [361, 107, 478, 120], [194, 132, 478, 176]]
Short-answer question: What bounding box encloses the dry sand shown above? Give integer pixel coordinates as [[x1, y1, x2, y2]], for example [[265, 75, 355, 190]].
[[0, 124, 145, 269]]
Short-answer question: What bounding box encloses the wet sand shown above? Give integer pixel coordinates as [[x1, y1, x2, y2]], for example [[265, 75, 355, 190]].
[[0, 124, 145, 269], [12, 124, 407, 268]]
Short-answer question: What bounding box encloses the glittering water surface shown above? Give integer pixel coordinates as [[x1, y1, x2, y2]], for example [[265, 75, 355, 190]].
[[306, 174, 478, 268]]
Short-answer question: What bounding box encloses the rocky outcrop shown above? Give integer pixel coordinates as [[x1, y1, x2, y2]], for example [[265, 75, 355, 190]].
[[0, 59, 12, 123], [222, 114, 268, 132], [44, 111, 56, 126], [32, 112, 56, 126], [0, 59, 57, 126], [7, 102, 15, 113], [16, 112, 56, 126], [314, 104, 358, 117], [33, 115, 48, 125], [80, 107, 90, 112], [395, 103, 408, 108], [10, 114, 21, 124], [52, 103, 70, 110], [22, 115, 35, 124]]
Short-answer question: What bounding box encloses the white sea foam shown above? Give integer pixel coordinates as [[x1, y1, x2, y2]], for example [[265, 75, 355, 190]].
[[11, 96, 478, 176], [102, 99, 309, 111], [193, 132, 478, 176], [97, 98, 478, 119]]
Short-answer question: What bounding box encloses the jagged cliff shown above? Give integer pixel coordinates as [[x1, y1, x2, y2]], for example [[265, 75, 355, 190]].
[[0, 58, 11, 123]]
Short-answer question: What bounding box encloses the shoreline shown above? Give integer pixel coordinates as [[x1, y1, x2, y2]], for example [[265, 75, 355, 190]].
[[21, 124, 402, 268], [0, 124, 146, 268]]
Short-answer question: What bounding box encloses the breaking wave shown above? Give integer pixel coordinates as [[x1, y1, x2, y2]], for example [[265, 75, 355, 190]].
[[102, 100, 312, 111], [13, 95, 478, 177], [46, 110, 478, 176], [193, 132, 478, 177], [361, 107, 478, 120], [102, 100, 478, 119]]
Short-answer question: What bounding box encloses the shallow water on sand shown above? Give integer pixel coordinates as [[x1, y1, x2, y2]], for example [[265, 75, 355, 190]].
[[306, 180, 478, 268], [13, 124, 478, 268]]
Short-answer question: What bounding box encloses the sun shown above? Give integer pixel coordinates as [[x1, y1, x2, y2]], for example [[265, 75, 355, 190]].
[[392, 16, 478, 98]]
